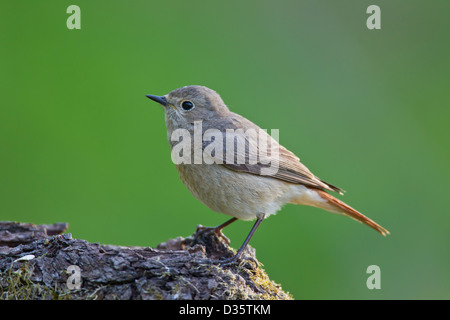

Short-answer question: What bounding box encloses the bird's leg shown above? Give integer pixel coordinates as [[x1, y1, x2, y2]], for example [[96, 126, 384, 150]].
[[195, 217, 238, 245], [220, 213, 265, 266]]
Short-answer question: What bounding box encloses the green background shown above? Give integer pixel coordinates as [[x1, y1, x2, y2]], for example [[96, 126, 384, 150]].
[[1, 1, 449, 299]]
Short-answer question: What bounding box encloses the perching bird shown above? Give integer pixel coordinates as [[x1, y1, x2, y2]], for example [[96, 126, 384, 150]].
[[146, 85, 389, 263]]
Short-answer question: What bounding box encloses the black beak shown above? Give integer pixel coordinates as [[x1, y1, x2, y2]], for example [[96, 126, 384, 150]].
[[146, 94, 167, 106]]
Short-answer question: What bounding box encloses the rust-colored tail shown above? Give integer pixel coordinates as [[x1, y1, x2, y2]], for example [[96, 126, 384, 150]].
[[314, 189, 390, 236]]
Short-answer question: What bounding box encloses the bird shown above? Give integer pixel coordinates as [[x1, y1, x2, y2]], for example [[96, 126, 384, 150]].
[[146, 85, 389, 264]]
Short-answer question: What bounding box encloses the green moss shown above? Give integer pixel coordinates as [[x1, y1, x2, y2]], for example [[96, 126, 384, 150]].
[[0, 262, 71, 300], [248, 265, 293, 300], [145, 286, 164, 300], [202, 259, 292, 300]]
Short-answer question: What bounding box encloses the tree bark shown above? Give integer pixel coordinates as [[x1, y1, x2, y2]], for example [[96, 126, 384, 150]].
[[0, 221, 292, 300]]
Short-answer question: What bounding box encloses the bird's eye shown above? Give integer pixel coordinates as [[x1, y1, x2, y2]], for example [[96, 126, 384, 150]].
[[181, 100, 194, 111]]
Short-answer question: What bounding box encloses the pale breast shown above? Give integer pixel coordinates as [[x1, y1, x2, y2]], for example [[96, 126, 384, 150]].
[[176, 163, 295, 221]]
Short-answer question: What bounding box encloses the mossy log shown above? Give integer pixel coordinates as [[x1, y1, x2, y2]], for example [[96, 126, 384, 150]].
[[0, 221, 292, 300]]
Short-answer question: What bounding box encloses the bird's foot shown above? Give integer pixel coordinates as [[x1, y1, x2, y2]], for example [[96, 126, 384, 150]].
[[213, 254, 258, 268], [194, 224, 231, 246]]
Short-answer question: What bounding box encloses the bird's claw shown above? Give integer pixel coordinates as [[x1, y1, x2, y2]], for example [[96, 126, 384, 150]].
[[195, 225, 231, 246]]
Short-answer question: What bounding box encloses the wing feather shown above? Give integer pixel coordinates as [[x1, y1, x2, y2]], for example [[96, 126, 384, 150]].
[[202, 113, 344, 194]]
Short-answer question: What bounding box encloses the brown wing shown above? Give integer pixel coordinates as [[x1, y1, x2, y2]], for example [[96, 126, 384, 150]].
[[201, 119, 344, 194], [222, 144, 344, 194], [271, 145, 344, 194]]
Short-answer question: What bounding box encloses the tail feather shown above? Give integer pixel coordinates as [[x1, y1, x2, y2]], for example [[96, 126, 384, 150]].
[[314, 189, 390, 236]]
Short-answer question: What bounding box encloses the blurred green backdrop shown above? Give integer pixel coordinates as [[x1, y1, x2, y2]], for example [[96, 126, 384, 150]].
[[1, 0, 449, 299]]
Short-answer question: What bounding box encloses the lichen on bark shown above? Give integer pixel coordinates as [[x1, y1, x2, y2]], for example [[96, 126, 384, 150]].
[[0, 221, 292, 300]]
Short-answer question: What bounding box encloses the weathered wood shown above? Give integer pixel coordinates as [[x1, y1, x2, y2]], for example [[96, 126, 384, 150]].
[[0, 221, 292, 300], [0, 222, 68, 247]]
